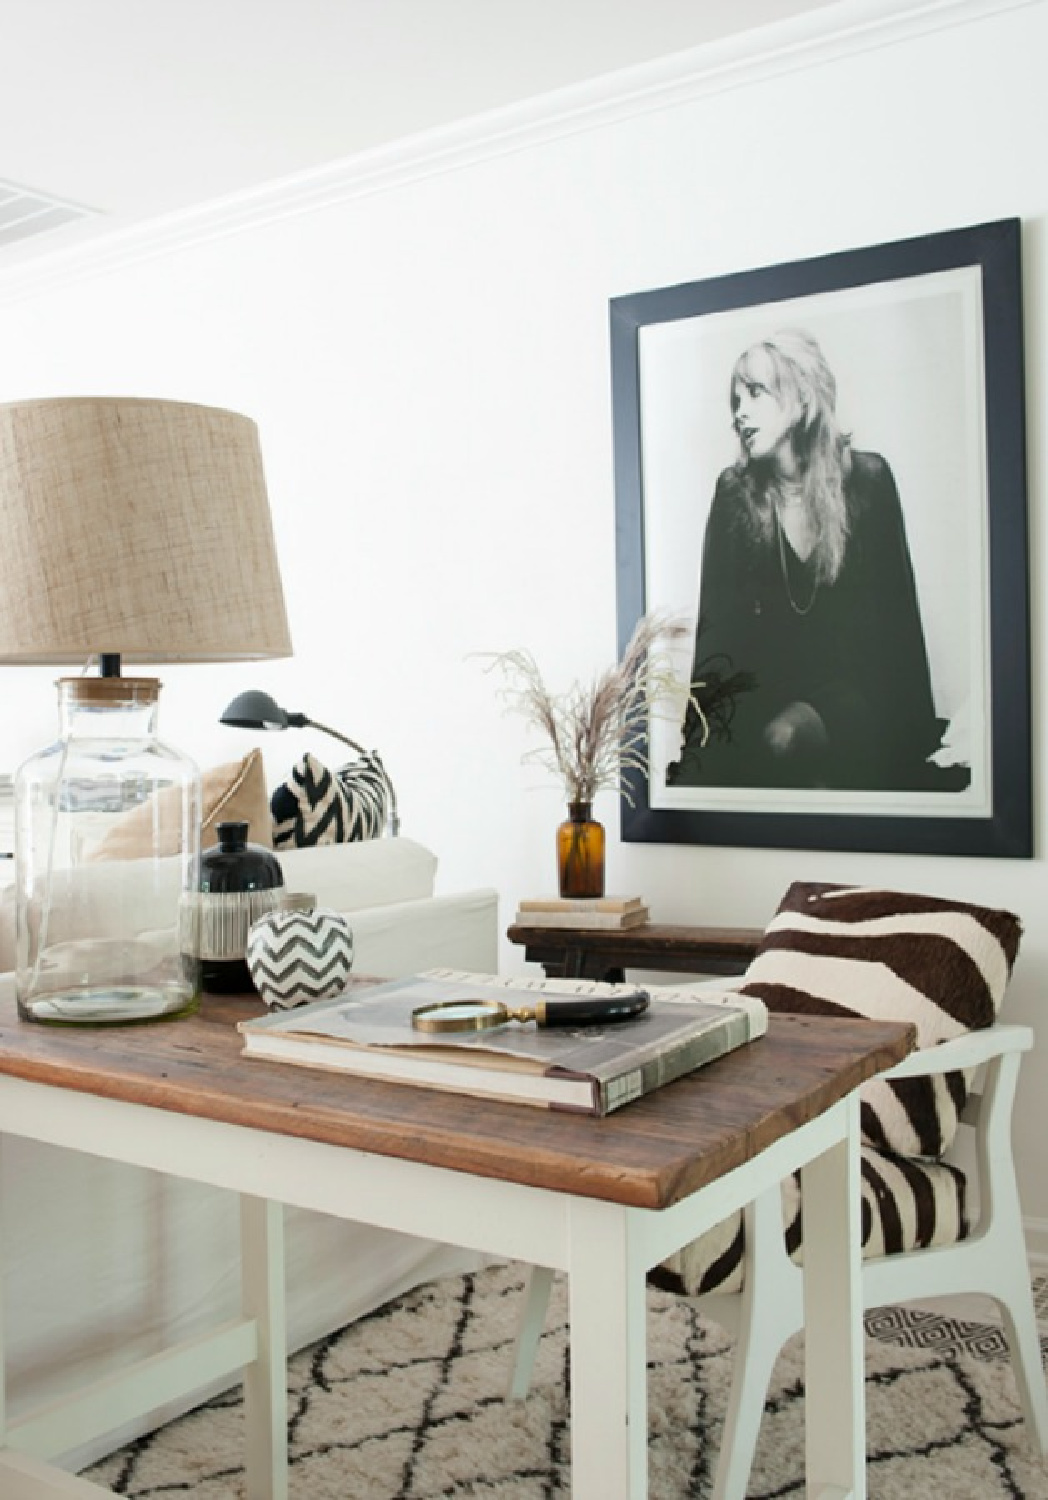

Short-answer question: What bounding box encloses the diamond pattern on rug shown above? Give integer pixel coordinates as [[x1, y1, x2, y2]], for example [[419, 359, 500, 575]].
[[84, 1264, 1048, 1499], [865, 1301, 1048, 1364]]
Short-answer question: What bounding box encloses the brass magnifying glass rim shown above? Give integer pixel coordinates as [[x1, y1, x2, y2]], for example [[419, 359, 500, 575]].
[[412, 998, 526, 1033]]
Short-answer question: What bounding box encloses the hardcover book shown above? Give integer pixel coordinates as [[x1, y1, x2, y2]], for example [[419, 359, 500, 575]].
[[517, 896, 645, 914], [514, 906, 650, 930], [238, 969, 767, 1116]]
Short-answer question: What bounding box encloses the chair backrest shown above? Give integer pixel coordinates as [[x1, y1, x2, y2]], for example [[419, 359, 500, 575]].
[[739, 882, 1022, 1159]]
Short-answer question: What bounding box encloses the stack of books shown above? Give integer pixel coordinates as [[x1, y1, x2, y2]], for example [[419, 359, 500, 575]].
[[514, 895, 649, 930], [238, 969, 768, 1117]]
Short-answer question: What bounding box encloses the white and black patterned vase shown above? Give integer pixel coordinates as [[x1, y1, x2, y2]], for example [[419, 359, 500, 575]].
[[189, 820, 285, 995], [246, 904, 355, 1009]]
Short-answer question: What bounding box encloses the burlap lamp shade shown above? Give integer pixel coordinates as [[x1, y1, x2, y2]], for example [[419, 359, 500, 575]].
[[0, 397, 291, 663]]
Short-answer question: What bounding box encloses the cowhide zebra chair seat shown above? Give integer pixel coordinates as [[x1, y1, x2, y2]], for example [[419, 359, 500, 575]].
[[649, 1141, 969, 1303], [507, 884, 1048, 1500]]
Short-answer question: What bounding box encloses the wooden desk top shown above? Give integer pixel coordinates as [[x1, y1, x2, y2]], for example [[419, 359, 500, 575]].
[[0, 991, 913, 1212]]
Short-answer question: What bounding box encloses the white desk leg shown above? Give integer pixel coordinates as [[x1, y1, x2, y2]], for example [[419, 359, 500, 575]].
[[240, 1195, 288, 1500], [568, 1199, 647, 1500], [800, 1095, 865, 1500], [506, 1264, 556, 1401]]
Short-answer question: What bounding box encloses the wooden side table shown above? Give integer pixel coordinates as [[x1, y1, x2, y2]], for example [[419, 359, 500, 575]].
[[507, 921, 764, 983]]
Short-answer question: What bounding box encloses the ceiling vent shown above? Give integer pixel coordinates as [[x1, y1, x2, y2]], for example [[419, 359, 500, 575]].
[[0, 178, 100, 249]]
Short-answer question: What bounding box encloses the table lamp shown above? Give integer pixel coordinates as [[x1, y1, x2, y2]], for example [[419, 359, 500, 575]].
[[0, 397, 292, 1024], [220, 689, 400, 835]]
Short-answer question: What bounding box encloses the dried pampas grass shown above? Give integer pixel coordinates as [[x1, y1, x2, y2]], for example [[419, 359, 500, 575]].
[[480, 612, 704, 805]]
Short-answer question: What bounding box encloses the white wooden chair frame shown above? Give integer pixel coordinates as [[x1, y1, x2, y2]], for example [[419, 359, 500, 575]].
[[508, 1022, 1048, 1498]]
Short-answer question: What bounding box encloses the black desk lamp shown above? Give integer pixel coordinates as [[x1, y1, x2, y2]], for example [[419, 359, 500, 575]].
[[220, 689, 400, 835]]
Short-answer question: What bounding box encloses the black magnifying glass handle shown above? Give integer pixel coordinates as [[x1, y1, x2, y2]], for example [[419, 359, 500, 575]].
[[535, 990, 650, 1027]]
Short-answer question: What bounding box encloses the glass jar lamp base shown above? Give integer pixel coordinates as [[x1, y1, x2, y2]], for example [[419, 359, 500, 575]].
[[15, 675, 203, 1026], [18, 983, 200, 1025]]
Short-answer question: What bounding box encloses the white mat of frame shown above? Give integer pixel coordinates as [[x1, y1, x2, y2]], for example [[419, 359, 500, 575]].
[[85, 1262, 1048, 1498]]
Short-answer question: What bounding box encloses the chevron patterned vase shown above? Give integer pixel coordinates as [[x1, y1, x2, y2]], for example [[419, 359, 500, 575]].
[[246, 906, 355, 1009]]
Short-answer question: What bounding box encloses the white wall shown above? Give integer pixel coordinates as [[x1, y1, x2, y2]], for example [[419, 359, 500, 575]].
[[0, 0, 1045, 1239]]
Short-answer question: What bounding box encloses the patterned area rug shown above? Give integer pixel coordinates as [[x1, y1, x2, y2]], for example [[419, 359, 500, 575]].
[[85, 1264, 1048, 1498]]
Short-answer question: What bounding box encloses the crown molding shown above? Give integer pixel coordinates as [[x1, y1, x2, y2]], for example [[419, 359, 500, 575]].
[[0, 0, 1036, 306]]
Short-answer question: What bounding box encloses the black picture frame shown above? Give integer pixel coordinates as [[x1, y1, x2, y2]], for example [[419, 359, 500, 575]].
[[613, 218, 1030, 857]]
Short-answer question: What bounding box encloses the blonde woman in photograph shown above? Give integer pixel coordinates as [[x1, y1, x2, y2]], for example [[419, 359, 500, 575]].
[[669, 328, 966, 793]]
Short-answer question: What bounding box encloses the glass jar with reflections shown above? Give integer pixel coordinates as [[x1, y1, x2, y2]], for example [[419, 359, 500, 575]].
[[14, 676, 202, 1024]]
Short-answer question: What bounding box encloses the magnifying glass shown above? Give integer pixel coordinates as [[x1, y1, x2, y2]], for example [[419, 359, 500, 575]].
[[411, 989, 650, 1033]]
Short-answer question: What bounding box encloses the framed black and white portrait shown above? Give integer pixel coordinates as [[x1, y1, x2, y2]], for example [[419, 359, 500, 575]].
[[614, 218, 1030, 857]]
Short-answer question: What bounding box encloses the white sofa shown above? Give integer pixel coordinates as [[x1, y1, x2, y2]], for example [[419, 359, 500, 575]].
[[0, 836, 499, 1470]]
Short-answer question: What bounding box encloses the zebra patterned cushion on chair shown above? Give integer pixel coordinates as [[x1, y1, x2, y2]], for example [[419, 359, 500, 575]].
[[271, 752, 389, 849], [740, 882, 1022, 1159], [652, 1146, 970, 1297]]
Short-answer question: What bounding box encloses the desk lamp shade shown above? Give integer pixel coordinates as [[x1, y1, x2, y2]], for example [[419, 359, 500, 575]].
[[0, 397, 292, 1024]]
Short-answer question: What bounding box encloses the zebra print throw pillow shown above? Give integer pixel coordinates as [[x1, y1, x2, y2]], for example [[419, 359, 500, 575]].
[[271, 752, 389, 849], [740, 882, 1022, 1160]]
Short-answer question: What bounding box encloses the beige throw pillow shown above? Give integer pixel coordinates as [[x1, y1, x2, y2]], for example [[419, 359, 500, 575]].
[[91, 748, 271, 860]]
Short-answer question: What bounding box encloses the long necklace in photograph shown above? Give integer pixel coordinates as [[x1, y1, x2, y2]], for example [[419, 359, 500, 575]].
[[775, 508, 819, 616]]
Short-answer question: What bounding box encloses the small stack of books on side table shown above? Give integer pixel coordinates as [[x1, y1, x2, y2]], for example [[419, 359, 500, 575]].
[[238, 968, 767, 1117], [514, 896, 649, 931]]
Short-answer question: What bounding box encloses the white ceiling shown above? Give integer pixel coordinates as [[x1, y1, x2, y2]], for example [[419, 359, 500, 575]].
[[2, 0, 837, 263]]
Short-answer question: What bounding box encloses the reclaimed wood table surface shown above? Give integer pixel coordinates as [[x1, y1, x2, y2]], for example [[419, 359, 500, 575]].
[[0, 987, 913, 1500]]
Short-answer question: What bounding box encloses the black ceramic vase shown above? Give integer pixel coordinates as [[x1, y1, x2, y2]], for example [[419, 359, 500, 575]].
[[195, 820, 285, 993]]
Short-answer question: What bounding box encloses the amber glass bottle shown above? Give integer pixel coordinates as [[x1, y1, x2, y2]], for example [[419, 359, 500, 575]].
[[556, 801, 606, 899]]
